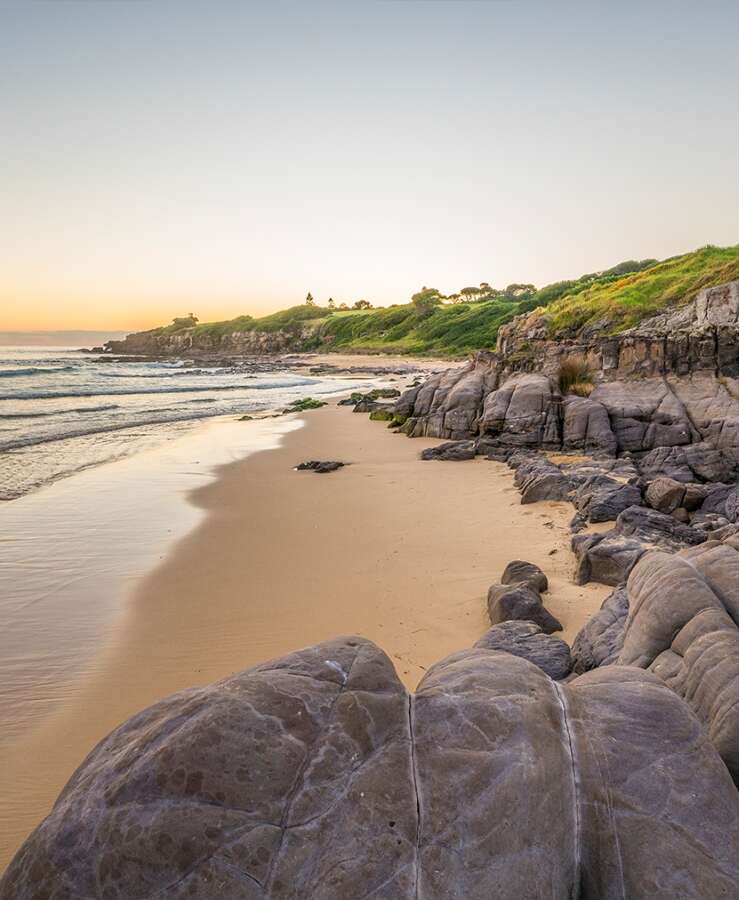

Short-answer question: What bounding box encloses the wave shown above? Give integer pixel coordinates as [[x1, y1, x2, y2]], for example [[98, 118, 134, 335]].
[[0, 403, 120, 420], [98, 369, 221, 379], [0, 378, 315, 402], [0, 366, 77, 378], [0, 409, 226, 452]]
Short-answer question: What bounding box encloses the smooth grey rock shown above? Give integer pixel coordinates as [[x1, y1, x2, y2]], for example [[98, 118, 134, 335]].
[[513, 456, 574, 504], [618, 545, 739, 782], [474, 621, 571, 679], [480, 373, 562, 448], [487, 582, 562, 633], [572, 532, 646, 587], [5, 638, 739, 898], [724, 487, 739, 522], [501, 559, 548, 593], [615, 505, 706, 547], [571, 586, 629, 673], [699, 483, 735, 516], [574, 476, 642, 523], [561, 396, 617, 455], [420, 440, 476, 461]]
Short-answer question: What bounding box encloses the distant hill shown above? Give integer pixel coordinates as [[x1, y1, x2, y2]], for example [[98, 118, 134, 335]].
[[108, 243, 739, 358], [0, 330, 129, 348]]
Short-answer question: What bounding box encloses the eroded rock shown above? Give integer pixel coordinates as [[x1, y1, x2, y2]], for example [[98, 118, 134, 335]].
[[571, 586, 629, 673], [420, 440, 476, 462], [474, 621, 571, 679], [4, 638, 739, 898]]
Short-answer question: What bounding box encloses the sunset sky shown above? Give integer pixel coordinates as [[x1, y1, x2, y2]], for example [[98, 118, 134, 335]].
[[2, 0, 738, 332]]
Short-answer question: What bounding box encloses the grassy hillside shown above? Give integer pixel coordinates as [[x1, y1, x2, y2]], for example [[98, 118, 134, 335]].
[[147, 243, 739, 357], [544, 244, 739, 335]]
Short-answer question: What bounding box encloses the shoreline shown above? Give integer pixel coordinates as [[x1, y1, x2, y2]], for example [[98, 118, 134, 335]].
[[0, 400, 608, 870]]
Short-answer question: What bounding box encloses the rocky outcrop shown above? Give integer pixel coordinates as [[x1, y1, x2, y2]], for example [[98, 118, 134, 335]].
[[571, 538, 739, 784], [496, 279, 739, 379], [395, 281, 739, 476], [4, 637, 739, 898], [105, 324, 321, 357]]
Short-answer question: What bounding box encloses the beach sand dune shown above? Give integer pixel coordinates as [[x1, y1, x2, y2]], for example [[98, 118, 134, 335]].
[[0, 403, 607, 870]]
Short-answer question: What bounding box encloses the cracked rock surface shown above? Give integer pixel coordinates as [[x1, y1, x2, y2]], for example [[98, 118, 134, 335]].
[[3, 637, 739, 898]]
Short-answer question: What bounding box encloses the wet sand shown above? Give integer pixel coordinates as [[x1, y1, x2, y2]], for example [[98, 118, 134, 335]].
[[0, 403, 608, 870]]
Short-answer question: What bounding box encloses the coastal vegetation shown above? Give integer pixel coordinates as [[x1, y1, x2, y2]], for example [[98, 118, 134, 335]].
[[558, 358, 594, 397], [116, 243, 739, 359]]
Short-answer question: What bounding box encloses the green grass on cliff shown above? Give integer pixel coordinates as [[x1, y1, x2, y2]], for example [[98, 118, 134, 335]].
[[314, 299, 524, 355], [544, 244, 739, 335], [141, 243, 739, 357]]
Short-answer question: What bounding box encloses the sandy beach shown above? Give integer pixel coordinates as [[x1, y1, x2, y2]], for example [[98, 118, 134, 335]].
[[0, 400, 608, 870]]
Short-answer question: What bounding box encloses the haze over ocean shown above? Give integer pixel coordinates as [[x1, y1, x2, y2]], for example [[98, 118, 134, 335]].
[[2, 0, 738, 332]]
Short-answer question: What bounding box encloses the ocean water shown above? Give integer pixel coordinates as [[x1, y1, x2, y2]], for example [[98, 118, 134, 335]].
[[0, 347, 381, 499], [0, 348, 406, 748]]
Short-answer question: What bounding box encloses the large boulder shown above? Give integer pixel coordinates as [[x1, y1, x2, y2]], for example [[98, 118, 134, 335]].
[[618, 544, 739, 782], [561, 396, 618, 455], [637, 443, 736, 483], [480, 373, 562, 448], [589, 380, 695, 453], [4, 638, 739, 898], [474, 621, 571, 679], [397, 355, 499, 439]]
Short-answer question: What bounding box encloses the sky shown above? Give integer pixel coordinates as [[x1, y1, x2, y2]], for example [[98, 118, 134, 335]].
[[2, 0, 738, 332]]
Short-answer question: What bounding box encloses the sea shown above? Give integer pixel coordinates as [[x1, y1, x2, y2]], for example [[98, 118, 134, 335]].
[[0, 346, 384, 500]]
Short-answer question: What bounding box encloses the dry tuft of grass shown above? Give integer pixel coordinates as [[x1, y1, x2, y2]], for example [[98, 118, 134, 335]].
[[558, 358, 594, 396], [568, 381, 594, 397]]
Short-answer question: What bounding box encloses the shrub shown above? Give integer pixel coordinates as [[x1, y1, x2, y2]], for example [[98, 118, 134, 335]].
[[568, 381, 594, 397], [559, 358, 594, 396]]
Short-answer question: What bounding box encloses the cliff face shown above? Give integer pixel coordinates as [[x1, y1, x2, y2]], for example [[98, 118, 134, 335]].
[[396, 281, 739, 468], [496, 280, 739, 380], [105, 323, 320, 356]]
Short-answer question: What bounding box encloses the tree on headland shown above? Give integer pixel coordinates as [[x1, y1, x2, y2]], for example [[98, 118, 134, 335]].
[[503, 283, 536, 300], [411, 287, 443, 317], [172, 313, 198, 328], [305, 292, 315, 306], [460, 286, 482, 302], [352, 299, 373, 310]]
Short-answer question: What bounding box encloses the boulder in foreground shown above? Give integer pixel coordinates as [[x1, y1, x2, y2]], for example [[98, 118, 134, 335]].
[[4, 637, 738, 898]]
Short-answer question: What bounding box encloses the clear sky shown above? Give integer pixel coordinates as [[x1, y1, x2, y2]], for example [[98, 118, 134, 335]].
[[2, 0, 738, 331]]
